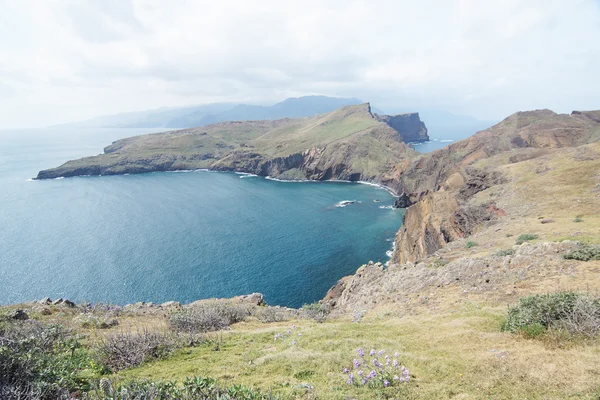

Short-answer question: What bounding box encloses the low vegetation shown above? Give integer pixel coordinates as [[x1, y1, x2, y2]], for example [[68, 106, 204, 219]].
[[494, 248, 515, 257], [515, 233, 539, 245], [465, 241, 478, 248], [504, 292, 600, 338], [168, 302, 250, 333], [299, 302, 330, 323], [563, 243, 600, 261]]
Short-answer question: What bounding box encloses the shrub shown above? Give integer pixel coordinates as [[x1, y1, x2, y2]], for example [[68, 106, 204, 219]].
[[76, 314, 119, 329], [300, 302, 330, 323], [169, 302, 249, 333], [515, 234, 538, 245], [253, 306, 293, 323], [97, 329, 178, 371], [504, 292, 600, 338], [465, 241, 478, 248], [0, 320, 103, 399], [563, 244, 600, 261], [573, 217, 583, 223], [494, 248, 515, 257], [87, 376, 279, 399]]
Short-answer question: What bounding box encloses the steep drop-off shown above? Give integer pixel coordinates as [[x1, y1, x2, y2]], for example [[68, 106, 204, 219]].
[[382, 109, 600, 264]]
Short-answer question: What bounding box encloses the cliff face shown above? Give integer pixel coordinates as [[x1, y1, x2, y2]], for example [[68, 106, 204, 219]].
[[376, 113, 429, 143], [383, 109, 600, 264], [36, 103, 419, 183]]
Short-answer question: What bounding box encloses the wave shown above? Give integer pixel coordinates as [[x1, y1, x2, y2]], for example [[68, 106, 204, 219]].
[[378, 205, 394, 210], [440, 139, 454, 143], [384, 238, 397, 267], [335, 200, 356, 208]]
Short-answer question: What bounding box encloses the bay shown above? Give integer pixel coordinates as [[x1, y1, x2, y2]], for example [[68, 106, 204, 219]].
[[0, 128, 403, 307]]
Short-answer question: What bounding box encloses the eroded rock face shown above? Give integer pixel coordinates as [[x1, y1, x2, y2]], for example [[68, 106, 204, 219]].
[[376, 113, 429, 143], [385, 109, 600, 264], [326, 242, 582, 314]]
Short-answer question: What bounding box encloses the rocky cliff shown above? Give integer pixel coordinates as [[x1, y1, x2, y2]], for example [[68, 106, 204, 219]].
[[376, 112, 429, 143], [36, 103, 424, 183], [382, 109, 600, 264]]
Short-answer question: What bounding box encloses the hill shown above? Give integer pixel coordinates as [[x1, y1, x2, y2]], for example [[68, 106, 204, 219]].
[[36, 103, 424, 181], [54, 96, 367, 129]]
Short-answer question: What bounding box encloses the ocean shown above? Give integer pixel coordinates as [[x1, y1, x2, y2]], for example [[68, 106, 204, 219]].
[[0, 127, 406, 307]]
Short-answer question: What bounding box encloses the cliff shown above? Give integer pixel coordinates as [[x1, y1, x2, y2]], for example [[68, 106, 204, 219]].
[[375, 112, 429, 143], [381, 109, 600, 264], [36, 103, 425, 183]]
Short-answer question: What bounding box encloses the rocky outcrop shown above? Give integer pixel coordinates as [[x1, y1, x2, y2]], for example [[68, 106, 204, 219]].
[[376, 113, 429, 143], [384, 109, 600, 264]]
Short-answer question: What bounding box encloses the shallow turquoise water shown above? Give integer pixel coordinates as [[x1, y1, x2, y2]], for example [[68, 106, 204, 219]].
[[0, 128, 403, 307]]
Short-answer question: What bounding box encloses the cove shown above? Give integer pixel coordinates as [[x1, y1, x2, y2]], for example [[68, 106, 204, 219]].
[[0, 128, 404, 307]]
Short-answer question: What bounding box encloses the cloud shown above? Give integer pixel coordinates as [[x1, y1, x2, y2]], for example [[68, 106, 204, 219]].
[[0, 0, 599, 127]]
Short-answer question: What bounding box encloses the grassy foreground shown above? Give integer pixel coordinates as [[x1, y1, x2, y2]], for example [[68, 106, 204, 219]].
[[115, 306, 600, 399]]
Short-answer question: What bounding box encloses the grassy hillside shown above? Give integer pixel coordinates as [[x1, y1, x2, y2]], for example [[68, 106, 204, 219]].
[[36, 103, 418, 182]]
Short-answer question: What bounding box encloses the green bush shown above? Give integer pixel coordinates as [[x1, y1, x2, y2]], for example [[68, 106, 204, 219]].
[[253, 306, 294, 323], [494, 248, 515, 257], [465, 241, 478, 249], [573, 217, 583, 223], [563, 244, 600, 261], [504, 292, 600, 338], [87, 376, 280, 399], [300, 302, 330, 323], [169, 302, 250, 333], [515, 234, 538, 245], [0, 320, 105, 399]]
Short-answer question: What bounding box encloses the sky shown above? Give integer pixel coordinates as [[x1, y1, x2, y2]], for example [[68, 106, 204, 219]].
[[0, 0, 599, 128]]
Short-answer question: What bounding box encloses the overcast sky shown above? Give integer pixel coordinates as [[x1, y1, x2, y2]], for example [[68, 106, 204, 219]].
[[1, 0, 599, 128]]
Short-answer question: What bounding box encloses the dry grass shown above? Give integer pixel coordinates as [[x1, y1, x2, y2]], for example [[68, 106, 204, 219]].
[[116, 307, 600, 399]]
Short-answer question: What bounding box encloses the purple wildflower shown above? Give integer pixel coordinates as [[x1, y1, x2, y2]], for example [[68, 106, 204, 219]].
[[353, 359, 361, 368], [384, 380, 390, 387], [369, 349, 376, 356], [362, 378, 368, 385], [298, 333, 302, 337], [378, 349, 385, 355], [358, 370, 364, 376], [343, 368, 349, 374], [357, 348, 365, 357], [393, 375, 400, 381], [368, 370, 376, 378], [392, 359, 398, 368], [347, 373, 354, 385], [394, 352, 399, 357]]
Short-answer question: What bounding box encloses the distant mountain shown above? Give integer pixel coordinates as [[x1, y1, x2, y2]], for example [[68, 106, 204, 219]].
[[55, 96, 367, 129], [167, 96, 365, 127], [54, 103, 236, 129]]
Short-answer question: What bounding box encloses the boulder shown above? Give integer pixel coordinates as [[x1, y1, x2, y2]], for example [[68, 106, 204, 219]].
[[51, 298, 63, 305], [233, 293, 264, 306], [62, 299, 76, 308], [9, 309, 29, 320], [160, 301, 181, 308]]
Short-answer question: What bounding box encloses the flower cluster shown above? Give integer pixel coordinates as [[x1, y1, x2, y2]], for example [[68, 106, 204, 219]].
[[343, 348, 411, 388], [273, 325, 302, 345]]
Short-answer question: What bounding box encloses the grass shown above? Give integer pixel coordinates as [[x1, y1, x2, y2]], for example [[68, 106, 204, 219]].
[[118, 308, 600, 399], [465, 241, 478, 248], [516, 233, 539, 245]]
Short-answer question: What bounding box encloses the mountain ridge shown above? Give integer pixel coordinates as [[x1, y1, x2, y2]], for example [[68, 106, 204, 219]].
[[36, 103, 426, 182]]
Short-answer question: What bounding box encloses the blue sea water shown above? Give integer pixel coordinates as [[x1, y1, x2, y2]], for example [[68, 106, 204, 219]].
[[0, 128, 404, 308]]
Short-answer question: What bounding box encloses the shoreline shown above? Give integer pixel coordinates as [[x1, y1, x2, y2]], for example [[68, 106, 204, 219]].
[[33, 167, 400, 197]]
